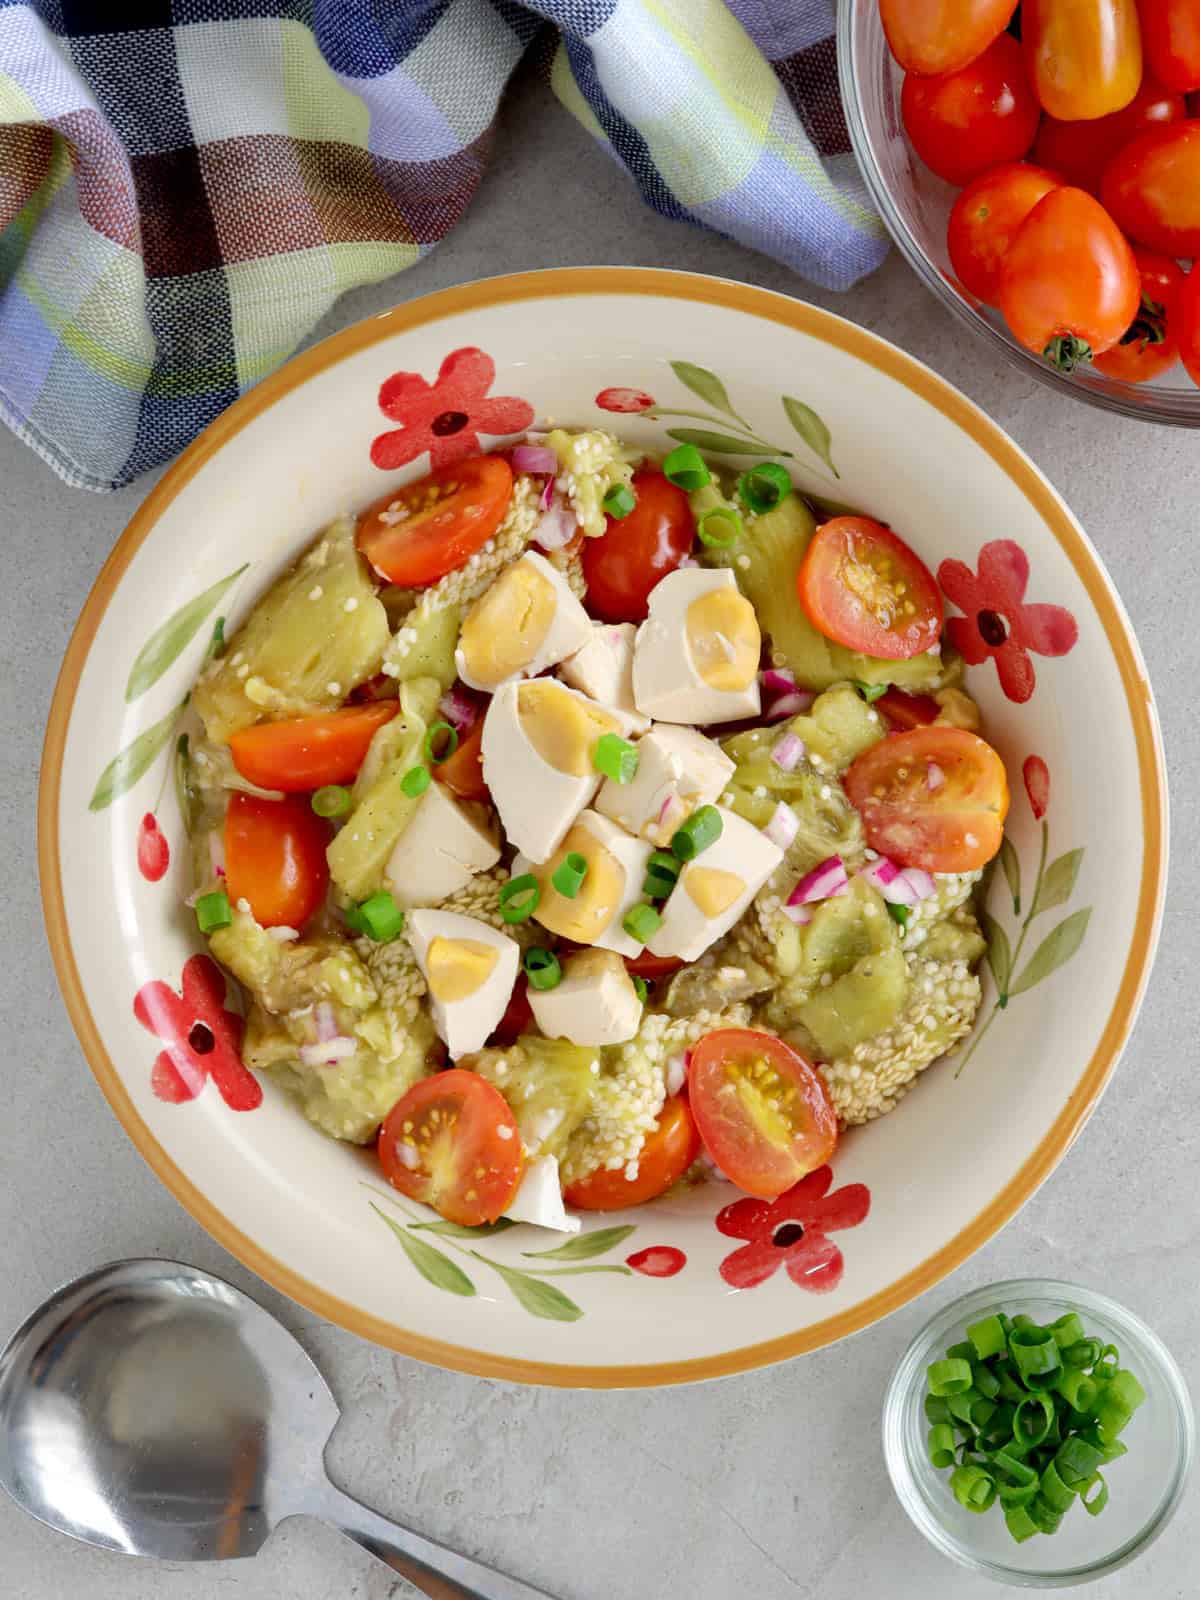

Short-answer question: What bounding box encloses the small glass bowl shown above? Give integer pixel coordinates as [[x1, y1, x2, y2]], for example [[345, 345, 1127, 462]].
[[838, 0, 1200, 426], [883, 1279, 1194, 1586]]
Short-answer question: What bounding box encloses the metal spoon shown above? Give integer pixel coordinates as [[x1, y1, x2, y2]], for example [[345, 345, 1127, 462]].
[[0, 1258, 554, 1599]]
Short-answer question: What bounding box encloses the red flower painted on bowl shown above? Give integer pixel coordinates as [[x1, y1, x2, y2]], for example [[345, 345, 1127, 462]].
[[937, 540, 1077, 704], [595, 386, 655, 413], [716, 1166, 870, 1293], [371, 347, 534, 472], [1023, 755, 1050, 819], [137, 812, 169, 882], [134, 954, 260, 1111], [627, 1245, 686, 1278]]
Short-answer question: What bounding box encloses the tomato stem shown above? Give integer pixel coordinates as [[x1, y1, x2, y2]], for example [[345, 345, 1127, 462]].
[[1042, 335, 1093, 374]]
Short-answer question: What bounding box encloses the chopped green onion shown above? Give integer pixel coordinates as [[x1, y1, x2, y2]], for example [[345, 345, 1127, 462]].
[[1095, 1343, 1121, 1379], [195, 890, 233, 934], [670, 804, 722, 861], [343, 903, 370, 937], [1055, 1434, 1105, 1488], [886, 902, 910, 928], [1095, 1396, 1133, 1444], [1010, 1324, 1063, 1389], [1051, 1312, 1086, 1350], [924, 1394, 952, 1425], [552, 852, 588, 899], [643, 849, 681, 899], [401, 764, 431, 798], [697, 506, 743, 548], [947, 1341, 977, 1363], [358, 890, 404, 943], [312, 784, 352, 818], [524, 947, 562, 991], [1106, 1369, 1148, 1413], [1004, 1503, 1039, 1542], [951, 1464, 996, 1513], [1012, 1314, 1038, 1332], [991, 1448, 1037, 1487], [968, 1314, 1009, 1362], [1081, 1426, 1128, 1465], [995, 1364, 1028, 1403], [973, 1363, 1001, 1400], [632, 975, 649, 1004], [1055, 1367, 1097, 1413], [736, 462, 790, 513], [1030, 1495, 1064, 1535], [622, 903, 662, 946], [928, 1424, 957, 1469], [1081, 1472, 1109, 1516], [662, 443, 711, 491], [947, 1389, 979, 1427], [853, 679, 888, 704], [594, 732, 638, 784], [928, 1358, 973, 1398], [603, 482, 636, 519], [1065, 1337, 1103, 1368], [424, 721, 458, 765], [499, 873, 540, 923], [1014, 1394, 1055, 1448]]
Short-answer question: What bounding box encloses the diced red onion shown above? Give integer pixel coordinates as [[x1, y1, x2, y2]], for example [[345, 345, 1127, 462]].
[[299, 1035, 357, 1067], [524, 429, 549, 445], [314, 1002, 339, 1042], [665, 1053, 687, 1098], [760, 668, 797, 697], [534, 502, 577, 551], [764, 802, 799, 851], [770, 731, 806, 772], [926, 761, 945, 792], [678, 555, 699, 568], [438, 682, 480, 735], [788, 854, 848, 905], [208, 831, 226, 878], [762, 690, 814, 723], [781, 901, 814, 925], [512, 445, 558, 475], [900, 866, 936, 901], [657, 794, 687, 837], [538, 475, 555, 511], [860, 857, 936, 905]]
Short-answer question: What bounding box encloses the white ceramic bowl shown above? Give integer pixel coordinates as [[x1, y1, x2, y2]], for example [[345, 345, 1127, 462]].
[[40, 269, 1167, 1387]]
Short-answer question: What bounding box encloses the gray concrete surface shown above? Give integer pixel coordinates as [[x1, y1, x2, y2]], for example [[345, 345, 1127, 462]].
[[2, 65, 1196, 1600]]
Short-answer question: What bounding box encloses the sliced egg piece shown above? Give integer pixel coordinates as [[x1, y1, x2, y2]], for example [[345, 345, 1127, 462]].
[[513, 808, 653, 958], [633, 567, 761, 725], [559, 622, 649, 735], [647, 806, 782, 963], [455, 550, 592, 692], [406, 909, 519, 1060], [527, 948, 644, 1047], [504, 1154, 579, 1233], [384, 780, 500, 908], [595, 723, 735, 846], [482, 679, 622, 863]]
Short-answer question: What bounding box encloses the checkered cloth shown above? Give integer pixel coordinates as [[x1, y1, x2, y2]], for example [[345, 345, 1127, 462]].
[[0, 1, 886, 493]]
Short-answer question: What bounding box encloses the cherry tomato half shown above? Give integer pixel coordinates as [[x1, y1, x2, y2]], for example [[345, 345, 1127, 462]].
[[432, 716, 489, 802], [487, 978, 534, 1048], [1141, 0, 1200, 92], [580, 469, 695, 623], [877, 686, 941, 730], [901, 35, 1040, 186], [1033, 74, 1185, 193], [228, 703, 397, 792], [1176, 263, 1200, 387], [880, 0, 1017, 76], [797, 516, 942, 660], [688, 1030, 837, 1200], [1101, 121, 1200, 258], [843, 725, 1009, 873], [223, 792, 330, 929], [624, 949, 687, 980], [378, 1070, 523, 1226], [947, 163, 1063, 308], [999, 186, 1140, 368], [564, 1096, 701, 1211], [357, 455, 513, 588], [1094, 247, 1185, 382], [1023, 0, 1143, 122]]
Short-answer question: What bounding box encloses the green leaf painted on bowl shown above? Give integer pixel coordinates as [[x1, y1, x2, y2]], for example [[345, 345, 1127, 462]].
[[89, 701, 184, 812], [523, 1225, 635, 1261], [371, 1205, 475, 1296], [665, 427, 777, 456], [124, 565, 247, 702], [980, 907, 1012, 996], [999, 835, 1021, 916], [475, 1256, 583, 1322], [1009, 907, 1092, 998], [669, 361, 746, 426], [782, 397, 839, 478], [1032, 849, 1084, 918], [410, 1217, 517, 1239]]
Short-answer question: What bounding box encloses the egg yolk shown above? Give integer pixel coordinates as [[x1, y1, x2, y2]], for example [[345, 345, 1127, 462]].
[[517, 680, 619, 776], [531, 825, 625, 942], [686, 589, 760, 692], [458, 559, 556, 689], [426, 936, 500, 1002], [683, 864, 746, 917]]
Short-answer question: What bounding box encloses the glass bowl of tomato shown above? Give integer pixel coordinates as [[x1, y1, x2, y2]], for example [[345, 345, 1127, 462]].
[[883, 1279, 1194, 1584], [839, 0, 1200, 425]]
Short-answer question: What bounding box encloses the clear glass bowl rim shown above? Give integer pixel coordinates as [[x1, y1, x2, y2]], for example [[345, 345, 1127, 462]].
[[882, 1277, 1195, 1587]]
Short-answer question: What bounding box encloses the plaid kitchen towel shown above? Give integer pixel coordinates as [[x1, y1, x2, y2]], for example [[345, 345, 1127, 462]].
[[0, 0, 887, 493]]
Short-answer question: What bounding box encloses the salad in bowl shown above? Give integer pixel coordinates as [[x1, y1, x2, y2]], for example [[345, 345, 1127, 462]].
[[179, 426, 1009, 1234]]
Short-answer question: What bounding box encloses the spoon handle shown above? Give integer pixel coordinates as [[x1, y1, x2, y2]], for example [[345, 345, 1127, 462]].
[[317, 1480, 558, 1600]]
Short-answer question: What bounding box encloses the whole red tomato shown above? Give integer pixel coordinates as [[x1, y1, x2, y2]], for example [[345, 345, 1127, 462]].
[[580, 468, 694, 622], [947, 162, 1063, 306], [1101, 120, 1200, 256], [880, 0, 1017, 76], [1176, 265, 1200, 386], [1141, 0, 1200, 92], [1032, 73, 1185, 192], [901, 35, 1041, 186], [999, 186, 1140, 368], [1023, 0, 1143, 121], [1094, 247, 1185, 382]]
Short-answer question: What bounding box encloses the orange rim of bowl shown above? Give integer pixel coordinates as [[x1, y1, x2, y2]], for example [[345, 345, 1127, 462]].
[[38, 269, 1167, 1388]]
